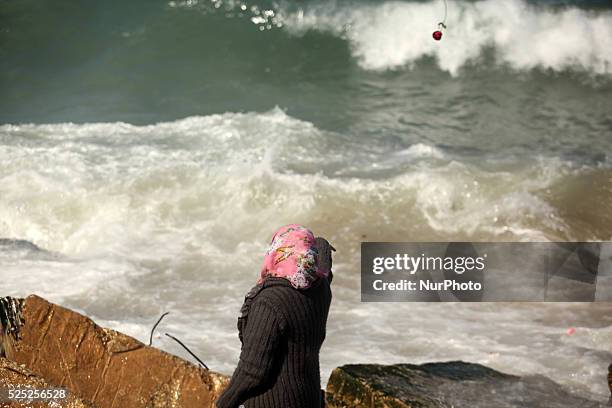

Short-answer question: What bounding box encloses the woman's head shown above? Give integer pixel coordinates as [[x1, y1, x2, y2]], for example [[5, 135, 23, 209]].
[[259, 224, 330, 289]]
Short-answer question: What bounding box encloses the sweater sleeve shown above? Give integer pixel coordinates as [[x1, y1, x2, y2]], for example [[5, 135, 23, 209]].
[[216, 299, 284, 408]]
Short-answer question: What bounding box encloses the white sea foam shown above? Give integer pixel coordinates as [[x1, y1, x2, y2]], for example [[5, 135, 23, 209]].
[[279, 0, 612, 75], [0, 108, 575, 256]]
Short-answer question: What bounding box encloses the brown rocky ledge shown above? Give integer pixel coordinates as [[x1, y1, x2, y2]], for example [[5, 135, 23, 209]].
[[0, 295, 228, 408]]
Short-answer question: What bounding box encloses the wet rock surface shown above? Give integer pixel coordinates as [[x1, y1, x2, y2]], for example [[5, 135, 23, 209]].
[[326, 361, 607, 408], [1, 295, 228, 408], [0, 356, 95, 408]]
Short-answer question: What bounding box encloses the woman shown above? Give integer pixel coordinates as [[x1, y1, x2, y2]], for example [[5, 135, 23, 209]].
[[216, 224, 334, 408]]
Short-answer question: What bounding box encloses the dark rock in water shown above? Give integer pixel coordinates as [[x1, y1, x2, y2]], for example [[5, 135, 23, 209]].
[[0, 295, 229, 408], [326, 361, 607, 408], [608, 364, 612, 407], [0, 238, 43, 252], [0, 357, 96, 407], [0, 238, 57, 261]]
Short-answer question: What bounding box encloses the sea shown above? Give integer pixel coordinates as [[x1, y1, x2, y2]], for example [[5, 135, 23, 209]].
[[1, 0, 611, 404]]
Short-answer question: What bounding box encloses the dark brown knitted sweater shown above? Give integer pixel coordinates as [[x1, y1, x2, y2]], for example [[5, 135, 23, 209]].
[[216, 276, 332, 408]]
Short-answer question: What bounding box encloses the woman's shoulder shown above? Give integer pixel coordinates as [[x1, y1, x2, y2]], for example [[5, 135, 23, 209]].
[[255, 276, 330, 306], [253, 277, 295, 304]]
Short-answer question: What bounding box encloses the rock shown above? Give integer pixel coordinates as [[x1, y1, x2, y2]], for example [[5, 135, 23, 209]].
[[0, 356, 95, 407], [1, 295, 228, 408], [0, 238, 43, 252], [608, 364, 612, 407], [0, 296, 24, 358], [326, 361, 607, 408]]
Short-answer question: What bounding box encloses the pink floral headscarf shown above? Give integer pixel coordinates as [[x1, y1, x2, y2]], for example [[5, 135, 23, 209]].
[[259, 224, 329, 290]]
